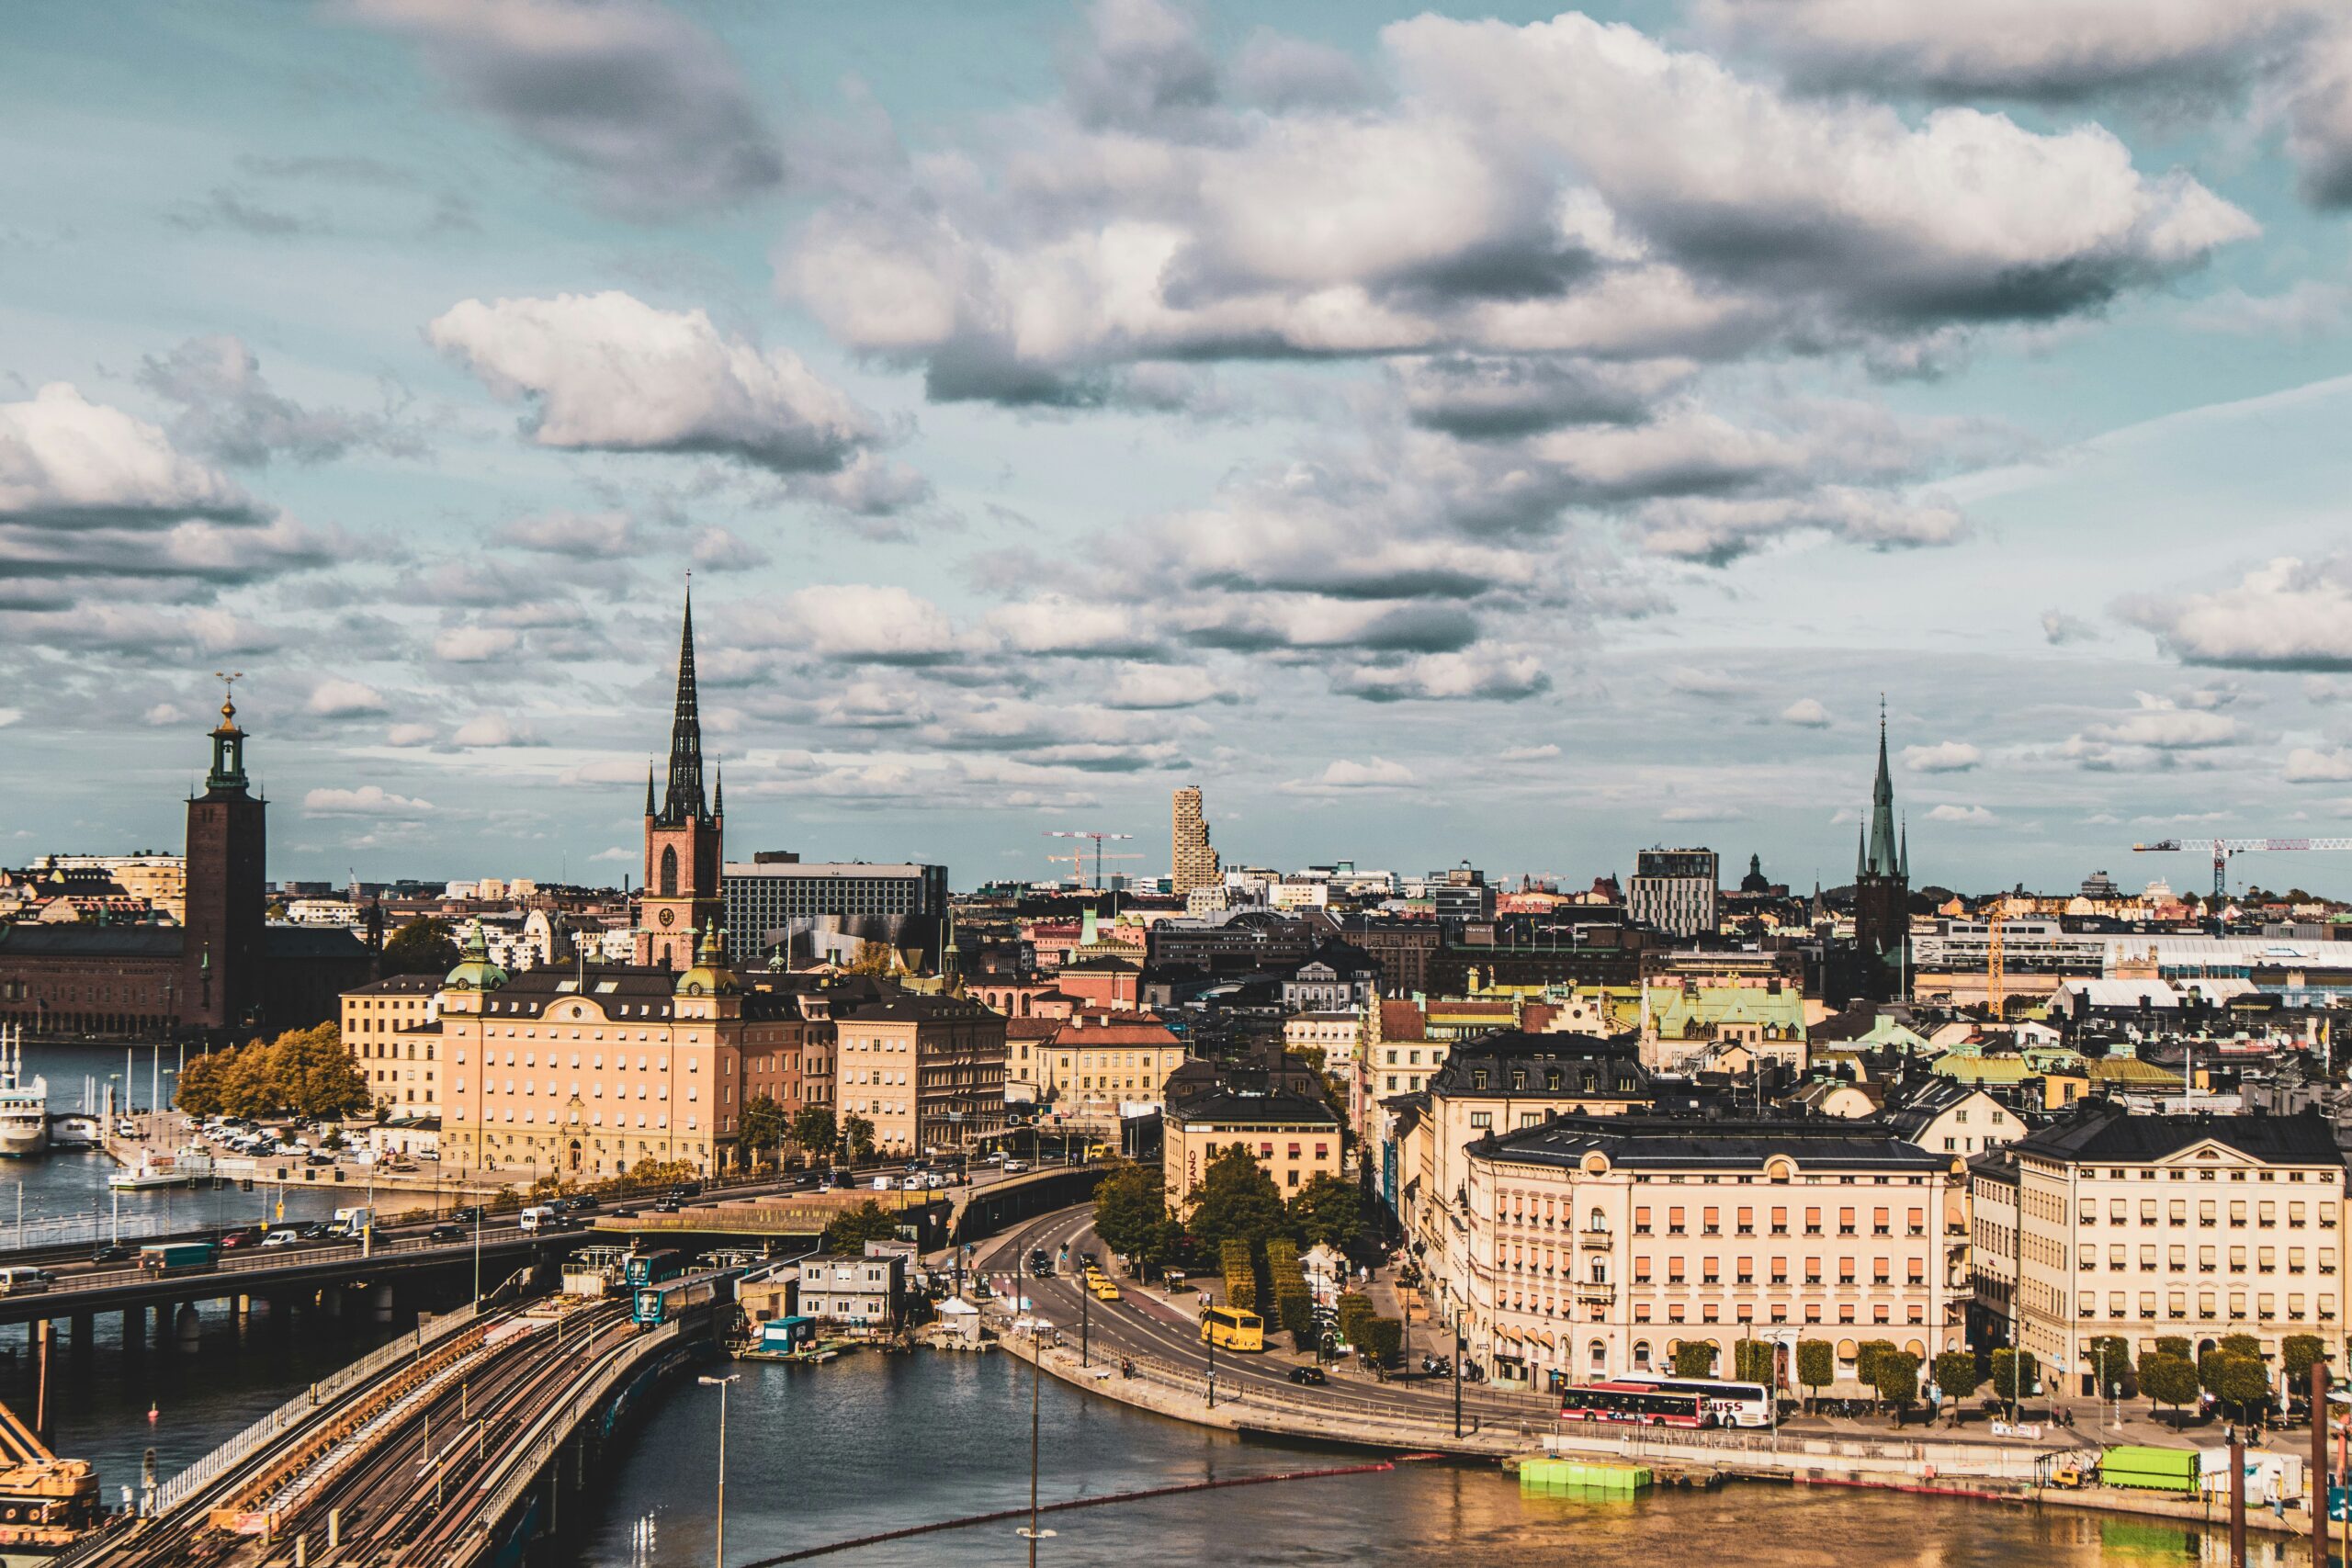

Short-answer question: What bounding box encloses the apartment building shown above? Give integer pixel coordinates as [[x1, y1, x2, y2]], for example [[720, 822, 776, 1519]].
[[833, 993, 1007, 1156], [341, 971, 443, 1115], [1454, 1117, 1962, 1390], [1171, 785, 1220, 897], [1627, 848, 1719, 939], [1164, 1089, 1341, 1218], [1972, 1107, 2346, 1395]]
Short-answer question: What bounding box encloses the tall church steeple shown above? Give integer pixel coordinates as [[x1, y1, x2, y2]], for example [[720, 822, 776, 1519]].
[[657, 586, 708, 828], [1851, 694, 1911, 1004], [1865, 694, 1899, 877]]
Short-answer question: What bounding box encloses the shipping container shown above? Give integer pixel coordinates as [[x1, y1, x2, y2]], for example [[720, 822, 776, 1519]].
[[139, 1241, 220, 1275], [2100, 1446, 2200, 1493]]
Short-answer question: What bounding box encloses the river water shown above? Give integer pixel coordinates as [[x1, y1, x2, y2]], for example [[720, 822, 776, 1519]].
[[574, 1351, 2309, 1568]]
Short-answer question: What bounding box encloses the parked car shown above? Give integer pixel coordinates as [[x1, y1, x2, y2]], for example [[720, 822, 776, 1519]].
[[1003, 1159, 1030, 1174], [298, 1220, 336, 1239], [608, 1206, 639, 1220], [652, 1197, 682, 1213]]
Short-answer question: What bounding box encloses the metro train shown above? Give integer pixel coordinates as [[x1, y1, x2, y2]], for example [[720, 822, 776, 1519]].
[[632, 1268, 732, 1327]]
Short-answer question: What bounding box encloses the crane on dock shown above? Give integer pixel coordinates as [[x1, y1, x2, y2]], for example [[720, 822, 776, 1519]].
[[2132, 836, 2352, 934]]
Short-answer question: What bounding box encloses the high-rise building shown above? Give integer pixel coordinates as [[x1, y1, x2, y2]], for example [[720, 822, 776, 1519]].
[[1628, 847, 1719, 937], [1852, 702, 1911, 1001], [1170, 785, 1220, 897], [722, 855, 948, 967], [637, 591, 725, 970], [183, 685, 268, 1032]]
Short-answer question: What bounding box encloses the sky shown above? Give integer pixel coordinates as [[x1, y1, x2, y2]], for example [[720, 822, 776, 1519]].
[[7, 0, 2352, 897]]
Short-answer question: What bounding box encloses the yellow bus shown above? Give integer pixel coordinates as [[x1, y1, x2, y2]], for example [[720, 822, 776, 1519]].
[[1200, 1305, 1264, 1352]]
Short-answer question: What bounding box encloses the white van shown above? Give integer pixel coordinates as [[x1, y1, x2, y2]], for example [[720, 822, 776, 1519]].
[[518, 1205, 557, 1233], [332, 1206, 375, 1237], [0, 1267, 52, 1296]]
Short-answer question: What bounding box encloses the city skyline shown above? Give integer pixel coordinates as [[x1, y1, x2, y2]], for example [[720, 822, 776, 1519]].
[[8, 1, 2352, 892]]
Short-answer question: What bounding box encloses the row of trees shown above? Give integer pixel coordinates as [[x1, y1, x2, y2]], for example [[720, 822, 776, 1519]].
[[175, 1024, 371, 1121], [1093, 1148, 1366, 1276], [733, 1100, 878, 1168]]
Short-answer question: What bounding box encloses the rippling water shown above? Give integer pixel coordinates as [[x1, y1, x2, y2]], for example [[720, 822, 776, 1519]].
[[578, 1351, 2312, 1568]]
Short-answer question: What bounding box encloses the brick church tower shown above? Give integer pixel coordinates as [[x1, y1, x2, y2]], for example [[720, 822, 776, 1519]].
[[636, 592, 723, 969], [1850, 700, 1911, 1003], [183, 681, 267, 1033]]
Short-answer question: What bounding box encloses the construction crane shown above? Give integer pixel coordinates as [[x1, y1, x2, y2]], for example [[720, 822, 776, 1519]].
[[2132, 837, 2352, 935], [1042, 830, 1139, 890]]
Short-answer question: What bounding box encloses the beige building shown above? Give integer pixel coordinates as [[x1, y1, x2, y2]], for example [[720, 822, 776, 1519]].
[[1170, 785, 1220, 897], [341, 971, 443, 1115], [1454, 1117, 1963, 1389], [1012, 1010, 1184, 1129], [1163, 1089, 1340, 1219], [429, 922, 797, 1179], [833, 993, 1007, 1156], [1973, 1107, 2346, 1396]]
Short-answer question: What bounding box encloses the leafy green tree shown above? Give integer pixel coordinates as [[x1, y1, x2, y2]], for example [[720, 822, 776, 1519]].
[[1092, 1161, 1177, 1272], [1856, 1339, 1897, 1399], [1933, 1351, 1981, 1417], [2283, 1334, 2328, 1394], [1990, 1348, 2039, 1416], [2154, 1336, 2192, 1360], [842, 1114, 876, 1161], [740, 1095, 786, 1163], [1363, 1317, 1403, 1371], [790, 1106, 839, 1162], [1672, 1341, 1718, 1378], [2141, 1351, 2199, 1419], [1796, 1340, 1835, 1413], [2220, 1333, 2262, 1360], [1287, 1174, 1364, 1251], [2086, 1336, 2136, 1401], [1185, 1145, 1294, 1262], [821, 1200, 903, 1252], [380, 916, 460, 977], [174, 1025, 368, 1120], [1734, 1339, 1774, 1385], [2206, 1352, 2268, 1422], [1871, 1350, 1921, 1426], [1337, 1292, 1374, 1351]]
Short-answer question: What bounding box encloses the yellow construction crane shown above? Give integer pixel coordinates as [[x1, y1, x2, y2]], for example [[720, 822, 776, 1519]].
[[1043, 830, 1139, 889]]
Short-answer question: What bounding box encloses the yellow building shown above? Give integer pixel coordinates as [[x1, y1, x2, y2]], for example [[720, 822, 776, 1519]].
[[1022, 1011, 1185, 1128], [341, 971, 442, 1114], [833, 992, 1007, 1156], [1163, 1089, 1340, 1218]]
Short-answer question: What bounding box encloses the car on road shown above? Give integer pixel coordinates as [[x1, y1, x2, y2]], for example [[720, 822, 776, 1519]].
[[89, 1246, 132, 1267], [298, 1220, 337, 1240], [652, 1198, 682, 1213], [668, 1182, 702, 1200], [609, 1205, 639, 1220], [449, 1206, 484, 1224], [1288, 1365, 1328, 1386], [260, 1229, 302, 1249], [219, 1229, 259, 1250], [424, 1224, 464, 1243], [1003, 1159, 1029, 1174]]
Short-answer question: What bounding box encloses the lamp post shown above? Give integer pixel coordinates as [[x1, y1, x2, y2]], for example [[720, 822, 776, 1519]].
[[1018, 1314, 1057, 1568], [697, 1373, 738, 1568]]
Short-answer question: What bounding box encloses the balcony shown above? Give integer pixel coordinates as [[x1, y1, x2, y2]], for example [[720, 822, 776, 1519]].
[[1573, 1282, 1617, 1305], [1576, 1227, 1613, 1249]]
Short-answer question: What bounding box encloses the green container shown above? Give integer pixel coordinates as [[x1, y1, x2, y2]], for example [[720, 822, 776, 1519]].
[[2100, 1446, 2199, 1493]]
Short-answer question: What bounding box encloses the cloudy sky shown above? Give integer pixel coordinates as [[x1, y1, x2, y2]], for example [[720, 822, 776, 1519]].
[[8, 0, 2352, 896]]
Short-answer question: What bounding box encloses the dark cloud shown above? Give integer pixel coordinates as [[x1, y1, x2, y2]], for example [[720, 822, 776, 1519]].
[[135, 336, 421, 468], [164, 187, 322, 237]]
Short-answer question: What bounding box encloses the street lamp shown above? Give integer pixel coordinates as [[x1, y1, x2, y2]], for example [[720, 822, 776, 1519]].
[[1020, 1316, 1057, 1568], [697, 1373, 738, 1568]]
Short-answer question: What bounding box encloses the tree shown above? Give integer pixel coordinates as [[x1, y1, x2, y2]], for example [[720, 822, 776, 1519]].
[[740, 1095, 786, 1164], [790, 1106, 839, 1162], [2154, 1336, 2192, 1360], [2141, 1352, 2199, 1420], [1871, 1350, 1921, 1427], [1186, 1145, 1293, 1262], [1990, 1348, 2038, 1416], [1362, 1317, 1403, 1371], [1856, 1339, 1897, 1404], [1734, 1339, 1774, 1386], [1933, 1351, 1981, 1421], [2205, 1352, 2268, 1423], [1337, 1292, 1374, 1352], [2283, 1334, 2328, 1395], [842, 1114, 876, 1162], [1672, 1341, 1718, 1378], [381, 917, 460, 977], [1287, 1174, 1364, 1251], [1092, 1161, 1177, 1273], [1796, 1340, 1835, 1413], [2220, 1333, 2263, 1361], [2086, 1336, 2136, 1402], [821, 1200, 903, 1252], [173, 1025, 368, 1120]]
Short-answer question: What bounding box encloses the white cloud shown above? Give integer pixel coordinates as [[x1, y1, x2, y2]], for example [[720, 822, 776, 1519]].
[[1330, 647, 1549, 702], [385, 723, 437, 747], [1499, 742, 1561, 761], [452, 713, 539, 747], [0, 708, 20, 728], [304, 784, 435, 816], [985, 596, 1159, 658], [775, 583, 959, 663], [588, 845, 635, 863], [1101, 663, 1236, 709], [433, 625, 520, 662], [1280, 756, 1420, 793], [2285, 747, 2352, 783], [141, 703, 187, 727], [1779, 697, 1831, 728], [1927, 803, 1998, 825], [498, 509, 638, 554], [428, 291, 888, 479], [1903, 740, 1982, 773], [2042, 609, 2101, 645], [0, 384, 255, 526], [2124, 557, 2352, 670], [307, 677, 387, 716], [2083, 696, 2242, 748], [1660, 803, 1747, 821]]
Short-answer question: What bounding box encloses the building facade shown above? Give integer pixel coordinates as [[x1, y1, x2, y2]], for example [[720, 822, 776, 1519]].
[[1015, 1010, 1186, 1128], [1454, 1117, 1963, 1389], [1171, 785, 1220, 897], [1628, 849, 1720, 939], [833, 994, 1007, 1156], [722, 856, 948, 968], [1164, 1089, 1341, 1218], [342, 972, 442, 1114]]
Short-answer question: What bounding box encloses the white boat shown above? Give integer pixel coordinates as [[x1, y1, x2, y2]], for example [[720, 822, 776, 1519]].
[[0, 1026, 47, 1159], [107, 1145, 214, 1190]]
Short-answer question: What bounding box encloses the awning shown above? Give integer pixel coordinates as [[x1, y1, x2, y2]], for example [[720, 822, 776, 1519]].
[[1533, 1329, 1556, 1349]]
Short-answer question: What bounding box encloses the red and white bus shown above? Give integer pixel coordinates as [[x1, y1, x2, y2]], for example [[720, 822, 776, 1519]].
[[1615, 1374, 1775, 1428], [1556, 1382, 1713, 1427]]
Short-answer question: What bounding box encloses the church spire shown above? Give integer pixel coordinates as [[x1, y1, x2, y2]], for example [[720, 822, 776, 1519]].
[[1864, 694, 1900, 879], [713, 762, 723, 818], [645, 762, 657, 818], [658, 584, 707, 827]]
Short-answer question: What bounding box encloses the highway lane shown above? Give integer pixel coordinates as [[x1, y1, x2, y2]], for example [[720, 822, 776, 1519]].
[[973, 1204, 1558, 1429]]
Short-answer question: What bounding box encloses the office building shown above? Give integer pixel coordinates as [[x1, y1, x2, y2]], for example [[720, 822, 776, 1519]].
[[1628, 848, 1719, 938], [723, 855, 948, 968], [1171, 785, 1221, 897]]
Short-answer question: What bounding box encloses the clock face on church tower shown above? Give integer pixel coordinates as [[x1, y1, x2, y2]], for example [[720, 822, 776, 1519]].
[[658, 908, 674, 926]]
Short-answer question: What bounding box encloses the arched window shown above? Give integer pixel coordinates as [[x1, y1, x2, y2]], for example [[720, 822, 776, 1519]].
[[660, 846, 678, 897], [1589, 1208, 1605, 1233]]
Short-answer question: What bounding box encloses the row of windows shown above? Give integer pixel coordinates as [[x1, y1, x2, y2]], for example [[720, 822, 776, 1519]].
[[2077, 1200, 2328, 1225], [1505, 1295, 1928, 1326], [2078, 1292, 2336, 1321], [2077, 1246, 2335, 1272]]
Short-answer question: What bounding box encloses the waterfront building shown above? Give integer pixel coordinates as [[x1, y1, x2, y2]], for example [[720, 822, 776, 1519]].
[[341, 972, 442, 1114], [1969, 1105, 2346, 1394], [797, 1247, 907, 1326], [1455, 1115, 1962, 1390], [1163, 1089, 1341, 1217], [1171, 786, 1221, 897], [832, 992, 1006, 1156], [1628, 848, 1719, 939]]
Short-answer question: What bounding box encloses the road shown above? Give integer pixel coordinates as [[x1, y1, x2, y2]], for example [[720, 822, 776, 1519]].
[[973, 1204, 1560, 1431]]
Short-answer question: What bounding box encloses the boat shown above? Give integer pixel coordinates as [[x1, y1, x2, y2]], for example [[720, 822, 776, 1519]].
[[0, 1029, 46, 1160], [107, 1145, 214, 1190]]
